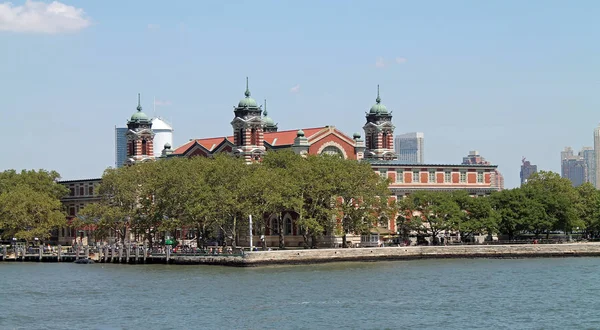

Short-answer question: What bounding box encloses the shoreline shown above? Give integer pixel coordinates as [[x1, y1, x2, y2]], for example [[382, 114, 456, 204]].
[[4, 243, 600, 266]]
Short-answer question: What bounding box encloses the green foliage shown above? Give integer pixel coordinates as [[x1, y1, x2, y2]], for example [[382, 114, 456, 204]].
[[78, 151, 389, 248], [0, 170, 68, 241]]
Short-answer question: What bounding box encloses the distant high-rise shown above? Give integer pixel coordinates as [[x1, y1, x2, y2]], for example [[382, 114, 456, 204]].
[[520, 157, 537, 185], [561, 147, 586, 187], [461, 150, 504, 190], [581, 147, 595, 186], [560, 146, 594, 187], [594, 125, 600, 188], [394, 132, 424, 163], [115, 127, 127, 168]]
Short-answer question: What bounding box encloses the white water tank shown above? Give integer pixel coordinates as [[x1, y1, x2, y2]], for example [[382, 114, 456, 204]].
[[151, 117, 174, 157]]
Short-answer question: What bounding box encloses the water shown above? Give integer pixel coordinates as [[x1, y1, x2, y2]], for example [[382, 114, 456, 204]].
[[1, 258, 600, 330]]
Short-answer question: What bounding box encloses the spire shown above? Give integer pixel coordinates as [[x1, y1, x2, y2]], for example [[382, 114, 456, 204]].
[[376, 85, 381, 104], [137, 93, 142, 111], [244, 77, 251, 97], [263, 99, 268, 116]]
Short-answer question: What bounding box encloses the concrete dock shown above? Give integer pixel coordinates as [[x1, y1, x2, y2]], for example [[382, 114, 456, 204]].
[[3, 243, 600, 266]]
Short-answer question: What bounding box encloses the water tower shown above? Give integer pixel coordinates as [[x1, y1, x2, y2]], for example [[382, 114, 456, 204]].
[[151, 117, 174, 157]]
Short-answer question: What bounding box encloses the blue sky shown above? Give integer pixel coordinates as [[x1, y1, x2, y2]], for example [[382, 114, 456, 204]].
[[0, 0, 598, 188]]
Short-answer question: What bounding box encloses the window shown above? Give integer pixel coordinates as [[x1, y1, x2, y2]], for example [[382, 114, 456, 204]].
[[396, 170, 404, 183], [285, 217, 293, 235], [444, 171, 451, 183], [271, 217, 279, 235], [141, 140, 147, 155], [251, 128, 257, 145], [69, 187, 75, 196], [429, 171, 436, 183], [382, 132, 388, 149], [130, 142, 136, 156], [460, 171, 467, 183], [379, 169, 387, 178], [477, 172, 484, 183], [88, 186, 94, 195], [79, 186, 84, 196], [69, 207, 75, 216], [412, 170, 420, 182], [321, 146, 343, 156]]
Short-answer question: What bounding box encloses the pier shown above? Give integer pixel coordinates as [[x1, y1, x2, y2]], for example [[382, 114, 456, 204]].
[[3, 243, 600, 266]]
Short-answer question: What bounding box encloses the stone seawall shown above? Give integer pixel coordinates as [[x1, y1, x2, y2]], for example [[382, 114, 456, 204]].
[[235, 243, 600, 266]]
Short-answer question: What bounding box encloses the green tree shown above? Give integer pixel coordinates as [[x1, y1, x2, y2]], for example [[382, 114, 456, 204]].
[[575, 183, 600, 238], [452, 191, 498, 242], [401, 191, 461, 245]]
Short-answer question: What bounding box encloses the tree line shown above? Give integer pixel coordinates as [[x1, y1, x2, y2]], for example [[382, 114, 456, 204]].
[[1, 153, 599, 247]]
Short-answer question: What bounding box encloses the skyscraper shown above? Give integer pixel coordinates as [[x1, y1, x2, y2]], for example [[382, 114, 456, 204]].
[[394, 132, 424, 163], [594, 125, 600, 188], [115, 126, 127, 168], [581, 147, 595, 186], [561, 147, 586, 187], [520, 157, 537, 185]]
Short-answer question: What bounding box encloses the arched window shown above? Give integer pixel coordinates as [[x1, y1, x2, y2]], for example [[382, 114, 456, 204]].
[[271, 217, 279, 235], [238, 128, 245, 145], [141, 140, 147, 155], [321, 146, 343, 156], [382, 132, 388, 149], [285, 217, 293, 235], [251, 128, 257, 145], [129, 142, 136, 156]]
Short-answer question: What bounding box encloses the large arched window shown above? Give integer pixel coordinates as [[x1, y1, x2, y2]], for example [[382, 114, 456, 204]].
[[270, 216, 279, 235], [251, 128, 257, 145], [382, 132, 388, 149], [321, 146, 343, 157]]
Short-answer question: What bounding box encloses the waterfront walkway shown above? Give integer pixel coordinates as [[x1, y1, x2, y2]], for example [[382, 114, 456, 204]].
[[3, 242, 600, 266]]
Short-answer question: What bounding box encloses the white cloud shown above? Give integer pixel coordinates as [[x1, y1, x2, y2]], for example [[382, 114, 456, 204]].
[[395, 57, 407, 64], [290, 84, 300, 93], [375, 56, 386, 68], [0, 0, 91, 34], [154, 99, 172, 106], [147, 23, 159, 30]]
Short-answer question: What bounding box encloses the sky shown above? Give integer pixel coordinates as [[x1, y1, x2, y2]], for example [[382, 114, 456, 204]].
[[0, 0, 598, 188]]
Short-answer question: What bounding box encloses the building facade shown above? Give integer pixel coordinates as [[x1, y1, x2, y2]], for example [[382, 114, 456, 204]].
[[53, 178, 102, 245], [115, 127, 127, 168], [520, 158, 537, 185], [561, 146, 593, 187], [394, 132, 424, 164], [461, 150, 504, 190], [126, 94, 155, 165]]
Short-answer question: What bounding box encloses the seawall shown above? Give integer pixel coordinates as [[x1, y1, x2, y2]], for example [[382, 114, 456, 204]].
[[232, 243, 600, 266]]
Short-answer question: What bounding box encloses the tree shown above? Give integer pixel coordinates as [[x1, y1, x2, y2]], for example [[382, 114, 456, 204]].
[[0, 169, 68, 242], [490, 188, 545, 240], [522, 171, 579, 238], [401, 191, 461, 245], [575, 183, 600, 238], [452, 191, 498, 242]]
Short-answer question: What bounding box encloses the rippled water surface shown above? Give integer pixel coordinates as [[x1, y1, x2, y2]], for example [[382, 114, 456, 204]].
[[2, 258, 600, 329]]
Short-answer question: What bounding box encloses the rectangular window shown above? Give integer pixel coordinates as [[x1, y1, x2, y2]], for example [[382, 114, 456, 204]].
[[396, 170, 404, 183], [428, 171, 436, 183], [460, 171, 467, 183], [88, 186, 94, 195], [477, 172, 484, 183], [69, 187, 75, 196], [79, 187, 84, 196], [379, 169, 387, 178], [444, 171, 451, 183], [412, 170, 419, 182]]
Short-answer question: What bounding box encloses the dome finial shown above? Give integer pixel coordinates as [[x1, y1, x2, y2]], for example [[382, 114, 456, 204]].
[[263, 99, 268, 116], [376, 85, 381, 104], [137, 93, 142, 111], [244, 77, 251, 97]]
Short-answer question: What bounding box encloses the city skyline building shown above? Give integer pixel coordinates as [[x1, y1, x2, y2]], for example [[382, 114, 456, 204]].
[[561, 147, 585, 187], [594, 125, 600, 188], [520, 157, 537, 185], [560, 146, 594, 187], [114, 127, 127, 168], [394, 132, 424, 164]]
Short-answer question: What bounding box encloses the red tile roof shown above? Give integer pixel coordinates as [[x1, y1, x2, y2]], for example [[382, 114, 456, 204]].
[[173, 126, 354, 155]]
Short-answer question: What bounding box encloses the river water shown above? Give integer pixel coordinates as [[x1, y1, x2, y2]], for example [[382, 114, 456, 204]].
[[1, 258, 599, 330]]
